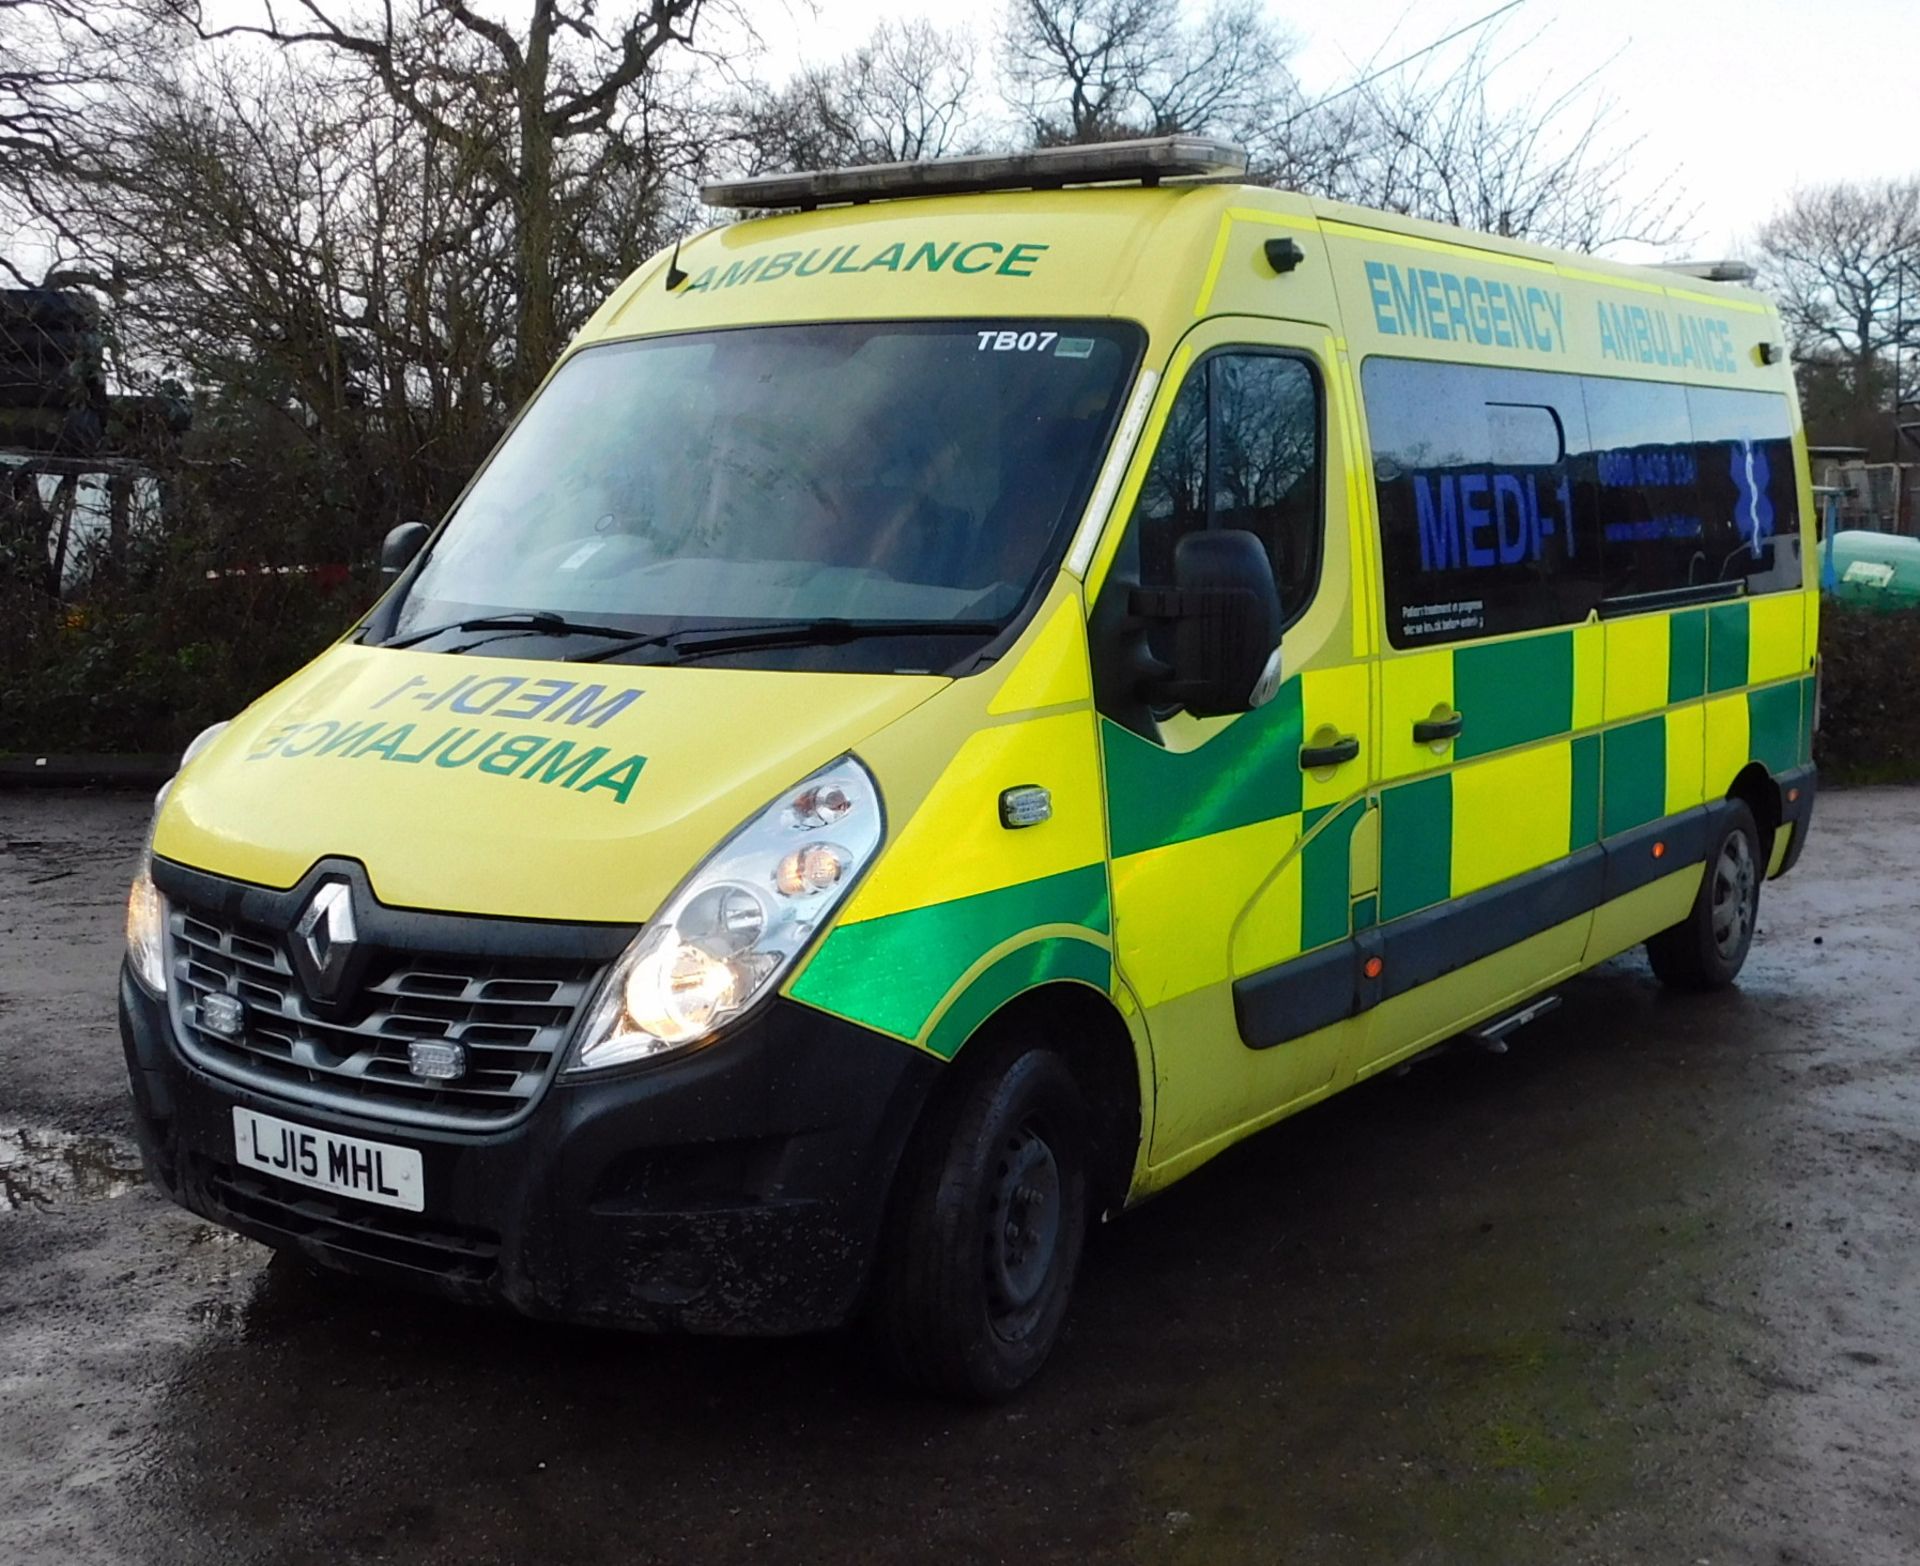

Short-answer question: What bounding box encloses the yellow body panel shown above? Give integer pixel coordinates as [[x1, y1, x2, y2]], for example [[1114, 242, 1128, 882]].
[[150, 173, 1818, 1218], [1603, 615, 1670, 722], [1450, 743, 1571, 898]]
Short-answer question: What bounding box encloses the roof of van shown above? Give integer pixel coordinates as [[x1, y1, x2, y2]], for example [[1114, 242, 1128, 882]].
[[573, 180, 1786, 396]]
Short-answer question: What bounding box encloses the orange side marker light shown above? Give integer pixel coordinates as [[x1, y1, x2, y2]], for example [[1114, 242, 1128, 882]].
[[1652, 841, 1666, 859], [1363, 956, 1384, 979]]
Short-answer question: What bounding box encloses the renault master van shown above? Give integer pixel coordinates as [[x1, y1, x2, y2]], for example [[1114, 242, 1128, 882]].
[[121, 137, 1819, 1399]]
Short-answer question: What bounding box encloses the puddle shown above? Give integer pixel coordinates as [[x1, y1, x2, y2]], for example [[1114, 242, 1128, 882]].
[[1, 1124, 146, 1212]]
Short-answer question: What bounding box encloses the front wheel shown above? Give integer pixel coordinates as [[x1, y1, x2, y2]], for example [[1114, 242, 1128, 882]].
[[1647, 800, 1762, 991], [869, 1046, 1091, 1401]]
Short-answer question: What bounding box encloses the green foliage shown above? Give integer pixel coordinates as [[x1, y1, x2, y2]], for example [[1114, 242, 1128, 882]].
[[1814, 603, 1920, 785], [0, 501, 372, 756]]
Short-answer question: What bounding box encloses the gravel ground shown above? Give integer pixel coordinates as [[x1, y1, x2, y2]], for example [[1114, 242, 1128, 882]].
[[1, 785, 1916, 1565]]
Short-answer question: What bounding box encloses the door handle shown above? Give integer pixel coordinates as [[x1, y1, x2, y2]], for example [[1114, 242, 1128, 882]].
[[1299, 735, 1360, 770], [1413, 713, 1464, 745]]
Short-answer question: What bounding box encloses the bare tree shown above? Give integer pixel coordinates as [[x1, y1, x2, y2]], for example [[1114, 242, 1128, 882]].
[[1286, 29, 1684, 254], [167, 0, 737, 400], [729, 19, 982, 175], [1000, 0, 1300, 146], [1759, 178, 1920, 410]]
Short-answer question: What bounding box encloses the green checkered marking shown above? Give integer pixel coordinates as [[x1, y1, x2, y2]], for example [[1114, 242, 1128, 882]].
[[1667, 610, 1706, 703], [1300, 800, 1366, 950], [1707, 602, 1750, 693], [1453, 631, 1574, 760], [1602, 715, 1666, 836], [1379, 773, 1452, 921], [1570, 733, 1601, 851], [1101, 678, 1304, 858]]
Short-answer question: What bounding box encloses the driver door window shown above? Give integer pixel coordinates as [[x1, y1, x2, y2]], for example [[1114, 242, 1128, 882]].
[[1127, 351, 1325, 661]]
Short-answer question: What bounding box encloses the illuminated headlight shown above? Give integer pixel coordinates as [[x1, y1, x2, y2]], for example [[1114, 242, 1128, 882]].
[[571, 756, 884, 1071], [126, 858, 167, 993], [126, 719, 227, 996]]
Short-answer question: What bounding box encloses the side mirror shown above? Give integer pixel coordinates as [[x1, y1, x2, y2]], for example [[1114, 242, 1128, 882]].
[[1131, 530, 1283, 717], [380, 521, 430, 579]]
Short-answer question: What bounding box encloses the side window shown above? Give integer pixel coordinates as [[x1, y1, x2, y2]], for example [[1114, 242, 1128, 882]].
[[1581, 376, 1803, 600], [1363, 357, 1597, 647], [1581, 376, 1706, 599], [1127, 350, 1325, 662], [1685, 386, 1802, 595]]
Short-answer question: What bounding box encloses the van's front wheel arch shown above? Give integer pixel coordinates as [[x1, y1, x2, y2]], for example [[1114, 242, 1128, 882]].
[[868, 1039, 1094, 1401]]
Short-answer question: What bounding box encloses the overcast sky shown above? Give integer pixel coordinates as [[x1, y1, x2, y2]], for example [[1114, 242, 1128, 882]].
[[762, 0, 1920, 263]]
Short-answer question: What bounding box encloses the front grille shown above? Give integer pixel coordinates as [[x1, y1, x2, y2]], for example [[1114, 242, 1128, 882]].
[[168, 906, 603, 1129], [199, 1156, 500, 1283]]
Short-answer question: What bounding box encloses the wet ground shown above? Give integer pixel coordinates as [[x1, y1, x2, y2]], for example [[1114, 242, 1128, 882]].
[[2, 787, 1916, 1565]]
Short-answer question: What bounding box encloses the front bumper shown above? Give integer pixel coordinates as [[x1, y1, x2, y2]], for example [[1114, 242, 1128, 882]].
[[120, 967, 939, 1334]]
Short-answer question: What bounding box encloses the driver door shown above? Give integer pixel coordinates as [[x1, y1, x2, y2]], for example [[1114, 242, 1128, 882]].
[[1087, 317, 1377, 1175]]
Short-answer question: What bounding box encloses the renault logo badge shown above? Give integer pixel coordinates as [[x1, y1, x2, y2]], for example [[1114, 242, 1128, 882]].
[[292, 880, 359, 1002]]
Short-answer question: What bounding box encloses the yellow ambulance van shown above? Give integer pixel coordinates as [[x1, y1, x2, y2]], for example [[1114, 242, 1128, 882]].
[[120, 137, 1818, 1399]]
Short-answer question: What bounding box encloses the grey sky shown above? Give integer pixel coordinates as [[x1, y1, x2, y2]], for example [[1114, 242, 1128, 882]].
[[769, 0, 1920, 262]]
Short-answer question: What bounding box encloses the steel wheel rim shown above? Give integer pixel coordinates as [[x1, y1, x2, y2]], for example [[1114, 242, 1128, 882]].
[[1710, 829, 1757, 959], [983, 1121, 1063, 1337]]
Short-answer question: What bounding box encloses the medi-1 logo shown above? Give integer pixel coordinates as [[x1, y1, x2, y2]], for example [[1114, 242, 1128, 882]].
[[245, 674, 650, 805]]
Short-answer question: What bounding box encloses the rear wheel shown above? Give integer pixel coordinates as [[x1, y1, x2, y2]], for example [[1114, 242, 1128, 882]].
[[1647, 800, 1761, 991], [870, 1045, 1090, 1402]]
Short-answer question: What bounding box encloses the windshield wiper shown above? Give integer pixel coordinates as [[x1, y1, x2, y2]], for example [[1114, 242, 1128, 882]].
[[377, 612, 642, 651], [566, 618, 1004, 665]]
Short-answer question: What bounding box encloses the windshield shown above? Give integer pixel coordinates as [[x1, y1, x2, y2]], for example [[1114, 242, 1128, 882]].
[[385, 320, 1143, 669]]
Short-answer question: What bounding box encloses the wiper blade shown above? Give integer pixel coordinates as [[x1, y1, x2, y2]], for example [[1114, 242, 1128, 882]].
[[378, 612, 640, 651], [567, 618, 1003, 665]]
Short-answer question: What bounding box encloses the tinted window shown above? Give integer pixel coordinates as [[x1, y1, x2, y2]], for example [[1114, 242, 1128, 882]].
[[1364, 358, 1596, 646], [1683, 385, 1802, 595], [1125, 351, 1324, 659], [1580, 376, 1705, 599]]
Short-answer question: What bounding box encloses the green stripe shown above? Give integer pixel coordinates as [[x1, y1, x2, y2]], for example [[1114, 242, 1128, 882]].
[[1101, 678, 1304, 858], [789, 864, 1109, 1040], [1667, 609, 1706, 703], [1300, 800, 1365, 950], [1602, 715, 1665, 836], [1453, 631, 1574, 760], [1707, 602, 1750, 693], [1352, 894, 1378, 931], [1570, 732, 1601, 851], [924, 938, 1111, 1061], [1379, 774, 1452, 921], [1749, 680, 1801, 775]]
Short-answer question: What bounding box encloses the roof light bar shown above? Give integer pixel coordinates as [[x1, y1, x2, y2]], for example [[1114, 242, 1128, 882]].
[[1662, 260, 1758, 283], [701, 136, 1249, 211]]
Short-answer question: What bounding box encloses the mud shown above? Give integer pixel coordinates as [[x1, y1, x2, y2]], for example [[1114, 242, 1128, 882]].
[[1, 787, 1916, 1564]]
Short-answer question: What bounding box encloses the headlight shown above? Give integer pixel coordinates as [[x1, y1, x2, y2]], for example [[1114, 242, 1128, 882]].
[[572, 756, 884, 1071], [126, 720, 225, 994], [126, 857, 167, 993]]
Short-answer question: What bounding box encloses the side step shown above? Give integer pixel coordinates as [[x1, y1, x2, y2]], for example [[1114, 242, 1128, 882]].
[[1392, 994, 1561, 1074], [1460, 994, 1561, 1055]]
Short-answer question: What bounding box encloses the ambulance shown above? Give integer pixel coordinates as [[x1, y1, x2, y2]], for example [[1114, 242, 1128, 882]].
[[120, 137, 1819, 1399]]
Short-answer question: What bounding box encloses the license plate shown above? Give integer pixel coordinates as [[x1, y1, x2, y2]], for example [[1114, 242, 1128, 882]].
[[231, 1107, 424, 1212]]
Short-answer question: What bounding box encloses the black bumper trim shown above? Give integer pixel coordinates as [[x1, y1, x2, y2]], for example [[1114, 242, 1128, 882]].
[[121, 967, 941, 1334]]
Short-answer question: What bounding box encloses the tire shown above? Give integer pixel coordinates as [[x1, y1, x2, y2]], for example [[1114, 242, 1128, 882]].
[[1647, 800, 1762, 991], [870, 1046, 1092, 1402]]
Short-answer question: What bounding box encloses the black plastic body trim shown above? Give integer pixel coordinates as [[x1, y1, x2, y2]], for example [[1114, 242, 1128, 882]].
[[1234, 796, 1750, 1051], [152, 855, 638, 962], [120, 968, 941, 1334], [1775, 763, 1817, 875]]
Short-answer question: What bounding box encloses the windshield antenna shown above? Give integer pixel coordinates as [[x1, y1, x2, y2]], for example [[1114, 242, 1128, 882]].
[[664, 227, 689, 291]]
